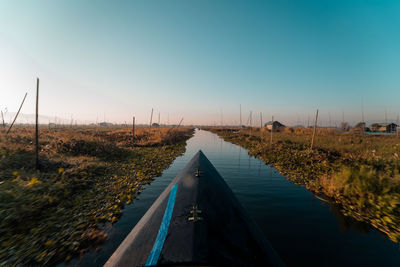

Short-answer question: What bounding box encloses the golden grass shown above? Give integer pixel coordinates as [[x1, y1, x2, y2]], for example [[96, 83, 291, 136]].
[[207, 127, 400, 243], [0, 125, 193, 265]]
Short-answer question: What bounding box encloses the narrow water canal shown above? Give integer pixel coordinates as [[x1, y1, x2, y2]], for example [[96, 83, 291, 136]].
[[74, 130, 400, 266]]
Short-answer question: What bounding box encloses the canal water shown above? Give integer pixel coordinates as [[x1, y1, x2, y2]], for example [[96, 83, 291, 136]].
[[74, 129, 400, 266]]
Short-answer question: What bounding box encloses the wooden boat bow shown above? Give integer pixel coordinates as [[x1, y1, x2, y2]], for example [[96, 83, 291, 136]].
[[105, 150, 284, 266]]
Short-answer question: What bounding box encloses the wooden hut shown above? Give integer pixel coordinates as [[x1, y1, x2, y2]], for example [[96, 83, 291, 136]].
[[264, 121, 285, 132], [370, 123, 398, 133]]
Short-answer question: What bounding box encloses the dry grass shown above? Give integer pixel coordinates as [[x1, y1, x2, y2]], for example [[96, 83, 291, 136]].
[[0, 125, 193, 265], [207, 127, 400, 243]]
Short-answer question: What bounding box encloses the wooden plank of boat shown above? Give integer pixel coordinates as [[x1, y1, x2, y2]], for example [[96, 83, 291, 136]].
[[105, 150, 284, 266]]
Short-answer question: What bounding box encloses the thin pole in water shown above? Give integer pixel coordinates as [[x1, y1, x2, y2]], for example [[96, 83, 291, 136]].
[[311, 109, 319, 150], [35, 78, 40, 170]]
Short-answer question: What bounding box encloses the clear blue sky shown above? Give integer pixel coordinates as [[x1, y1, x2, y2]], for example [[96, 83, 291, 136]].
[[1, 0, 399, 126]]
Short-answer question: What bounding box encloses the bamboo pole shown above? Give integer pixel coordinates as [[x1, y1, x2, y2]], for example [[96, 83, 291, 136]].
[[310, 109, 319, 150], [361, 100, 365, 135], [149, 108, 153, 130], [177, 117, 183, 128], [329, 112, 331, 128], [250, 111, 252, 127], [1, 110, 5, 129], [132, 116, 135, 144], [220, 109, 223, 128], [239, 104, 242, 128], [7, 92, 27, 134], [270, 115, 273, 146], [249, 111, 252, 134], [167, 117, 183, 134], [35, 78, 39, 170]]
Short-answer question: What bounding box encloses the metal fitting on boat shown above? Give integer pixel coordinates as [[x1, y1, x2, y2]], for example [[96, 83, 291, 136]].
[[188, 205, 203, 222]]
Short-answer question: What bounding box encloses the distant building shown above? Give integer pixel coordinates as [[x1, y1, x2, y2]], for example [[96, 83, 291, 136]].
[[264, 121, 285, 131], [152, 123, 160, 127], [370, 123, 398, 133], [99, 122, 113, 127]]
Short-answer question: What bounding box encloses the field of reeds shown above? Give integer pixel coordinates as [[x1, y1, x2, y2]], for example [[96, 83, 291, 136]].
[[207, 127, 400, 243], [0, 126, 194, 266]]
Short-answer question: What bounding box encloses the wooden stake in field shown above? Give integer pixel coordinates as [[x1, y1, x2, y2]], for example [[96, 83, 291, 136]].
[[132, 116, 135, 144], [220, 109, 223, 128], [249, 111, 252, 128], [385, 108, 387, 123], [249, 111, 252, 134], [35, 78, 40, 170], [310, 109, 319, 150], [1, 110, 5, 130], [361, 99, 365, 135], [270, 115, 273, 146], [177, 117, 183, 128], [342, 110, 345, 126], [329, 112, 332, 128], [149, 108, 154, 130], [7, 92, 27, 134], [239, 104, 242, 128], [167, 117, 184, 134], [260, 112, 263, 129]]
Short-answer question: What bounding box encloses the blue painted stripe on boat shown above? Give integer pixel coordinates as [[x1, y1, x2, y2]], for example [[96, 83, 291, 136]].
[[145, 184, 178, 266]]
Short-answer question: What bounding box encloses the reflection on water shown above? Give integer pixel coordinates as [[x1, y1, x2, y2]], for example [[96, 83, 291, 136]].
[[70, 130, 400, 266], [329, 203, 371, 235]]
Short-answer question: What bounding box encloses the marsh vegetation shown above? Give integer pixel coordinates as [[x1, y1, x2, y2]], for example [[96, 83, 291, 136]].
[[0, 126, 193, 265], [207, 127, 400, 243]]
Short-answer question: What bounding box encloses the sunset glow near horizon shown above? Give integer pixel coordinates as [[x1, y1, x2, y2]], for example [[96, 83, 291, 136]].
[[1, 0, 400, 126]]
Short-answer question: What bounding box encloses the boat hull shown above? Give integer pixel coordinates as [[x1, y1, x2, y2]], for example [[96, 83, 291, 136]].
[[105, 150, 283, 266]]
